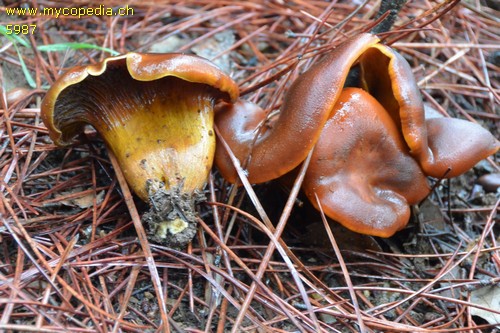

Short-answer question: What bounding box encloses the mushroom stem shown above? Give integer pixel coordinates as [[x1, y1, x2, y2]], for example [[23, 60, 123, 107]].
[[55, 78, 218, 244], [93, 79, 217, 201]]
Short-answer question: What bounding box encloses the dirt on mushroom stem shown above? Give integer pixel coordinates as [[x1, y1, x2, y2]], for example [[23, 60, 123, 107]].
[[142, 180, 206, 248]]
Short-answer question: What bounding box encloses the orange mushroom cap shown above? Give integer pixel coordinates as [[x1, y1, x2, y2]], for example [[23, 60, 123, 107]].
[[215, 33, 381, 184], [42, 53, 238, 146], [303, 88, 430, 237]]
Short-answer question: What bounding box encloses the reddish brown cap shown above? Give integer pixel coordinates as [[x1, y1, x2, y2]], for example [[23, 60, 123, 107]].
[[422, 118, 500, 178], [358, 43, 429, 163], [358, 44, 500, 178], [303, 88, 430, 237]]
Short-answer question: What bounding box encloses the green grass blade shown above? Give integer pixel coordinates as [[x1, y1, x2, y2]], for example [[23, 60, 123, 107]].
[[37, 42, 120, 55], [13, 43, 36, 88]]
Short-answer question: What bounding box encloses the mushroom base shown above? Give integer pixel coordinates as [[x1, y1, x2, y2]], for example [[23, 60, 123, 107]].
[[142, 182, 205, 247]]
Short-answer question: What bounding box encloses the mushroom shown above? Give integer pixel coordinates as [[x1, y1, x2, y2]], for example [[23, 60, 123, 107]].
[[215, 33, 499, 237], [356, 42, 500, 178], [301, 88, 430, 237], [422, 118, 499, 178], [477, 173, 500, 193], [215, 33, 381, 184], [41, 53, 239, 245]]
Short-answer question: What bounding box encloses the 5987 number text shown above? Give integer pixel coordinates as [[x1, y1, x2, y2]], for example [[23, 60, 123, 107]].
[[5, 24, 37, 35]]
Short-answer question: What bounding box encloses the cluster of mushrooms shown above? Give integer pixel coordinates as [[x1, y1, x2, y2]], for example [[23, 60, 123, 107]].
[[41, 33, 499, 244]]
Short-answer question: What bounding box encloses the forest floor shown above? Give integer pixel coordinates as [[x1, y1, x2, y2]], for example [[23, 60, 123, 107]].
[[1, 1, 499, 332]]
